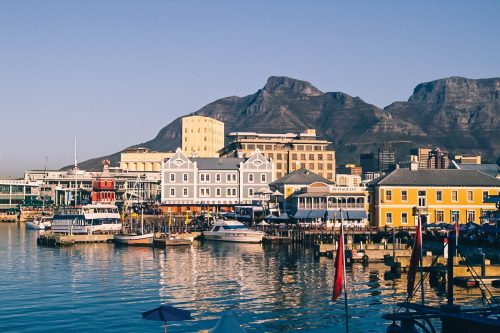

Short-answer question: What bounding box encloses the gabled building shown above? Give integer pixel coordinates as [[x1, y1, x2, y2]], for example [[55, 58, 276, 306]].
[[161, 148, 274, 213], [368, 166, 500, 228]]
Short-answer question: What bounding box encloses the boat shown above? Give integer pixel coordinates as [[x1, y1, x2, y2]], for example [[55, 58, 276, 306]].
[[25, 215, 52, 230], [153, 232, 194, 247], [51, 203, 122, 234], [114, 209, 153, 246], [203, 219, 265, 243]]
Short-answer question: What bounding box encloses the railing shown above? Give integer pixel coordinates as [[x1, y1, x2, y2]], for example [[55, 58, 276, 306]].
[[298, 203, 365, 210]]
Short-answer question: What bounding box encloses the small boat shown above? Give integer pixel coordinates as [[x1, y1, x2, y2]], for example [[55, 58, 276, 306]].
[[114, 208, 153, 246], [26, 219, 46, 230], [203, 219, 265, 243], [153, 232, 194, 247]]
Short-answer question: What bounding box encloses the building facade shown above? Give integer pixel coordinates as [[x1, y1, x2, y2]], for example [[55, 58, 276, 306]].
[[410, 147, 449, 170], [161, 148, 274, 212], [120, 147, 174, 172], [369, 168, 500, 228], [182, 115, 225, 158], [0, 180, 39, 212], [220, 129, 336, 181]]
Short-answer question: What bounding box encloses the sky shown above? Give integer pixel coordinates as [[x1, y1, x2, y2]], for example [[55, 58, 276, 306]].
[[1, 1, 499, 178]]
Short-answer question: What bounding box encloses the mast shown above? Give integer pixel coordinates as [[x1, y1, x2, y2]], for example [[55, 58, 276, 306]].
[[418, 214, 425, 305], [141, 207, 144, 235], [341, 209, 349, 333], [74, 137, 78, 207], [42, 156, 47, 213]]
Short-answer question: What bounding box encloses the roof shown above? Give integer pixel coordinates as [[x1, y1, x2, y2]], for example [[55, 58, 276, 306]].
[[454, 163, 499, 178], [269, 168, 335, 186], [191, 158, 244, 170], [373, 169, 500, 187]]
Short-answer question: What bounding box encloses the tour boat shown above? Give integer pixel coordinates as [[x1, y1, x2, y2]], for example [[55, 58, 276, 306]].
[[203, 219, 265, 243], [51, 204, 122, 234]]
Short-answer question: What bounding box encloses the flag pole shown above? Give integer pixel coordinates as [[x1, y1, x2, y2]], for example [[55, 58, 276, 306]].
[[418, 213, 424, 305], [341, 209, 349, 333]]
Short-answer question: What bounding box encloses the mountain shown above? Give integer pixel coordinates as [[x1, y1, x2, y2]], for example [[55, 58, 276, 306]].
[[74, 76, 500, 171]]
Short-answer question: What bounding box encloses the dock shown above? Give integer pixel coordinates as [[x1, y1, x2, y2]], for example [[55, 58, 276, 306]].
[[37, 232, 115, 246]]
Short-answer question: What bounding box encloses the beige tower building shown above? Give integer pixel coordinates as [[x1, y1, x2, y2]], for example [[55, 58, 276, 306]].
[[220, 129, 336, 181], [182, 115, 225, 158], [120, 147, 174, 172]]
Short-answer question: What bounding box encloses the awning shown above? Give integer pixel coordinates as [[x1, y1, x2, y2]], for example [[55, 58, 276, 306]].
[[347, 211, 367, 219], [293, 210, 311, 219], [308, 210, 327, 219], [327, 210, 348, 219]]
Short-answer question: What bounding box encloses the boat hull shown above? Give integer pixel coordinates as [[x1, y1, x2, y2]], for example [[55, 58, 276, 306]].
[[114, 233, 154, 246], [25, 221, 45, 230], [203, 232, 264, 243]]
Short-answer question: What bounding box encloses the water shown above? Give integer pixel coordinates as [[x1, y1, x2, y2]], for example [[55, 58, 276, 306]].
[[0, 224, 486, 333]]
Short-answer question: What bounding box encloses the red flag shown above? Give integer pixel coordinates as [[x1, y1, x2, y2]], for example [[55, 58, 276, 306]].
[[455, 219, 460, 239], [332, 225, 344, 301], [407, 217, 422, 298]]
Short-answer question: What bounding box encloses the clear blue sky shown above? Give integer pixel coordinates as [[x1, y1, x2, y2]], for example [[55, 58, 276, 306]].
[[1, 1, 499, 177]]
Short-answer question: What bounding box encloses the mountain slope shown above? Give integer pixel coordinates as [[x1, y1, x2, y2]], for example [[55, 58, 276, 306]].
[[74, 76, 500, 171]]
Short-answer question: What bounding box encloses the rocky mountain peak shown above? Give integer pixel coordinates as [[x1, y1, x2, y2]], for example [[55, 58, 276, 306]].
[[263, 76, 323, 97]]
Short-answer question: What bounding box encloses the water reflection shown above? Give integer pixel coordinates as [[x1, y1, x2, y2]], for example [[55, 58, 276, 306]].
[[0, 224, 496, 333]]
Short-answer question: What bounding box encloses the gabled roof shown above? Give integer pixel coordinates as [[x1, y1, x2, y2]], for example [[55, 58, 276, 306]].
[[453, 163, 499, 178], [191, 158, 244, 170], [373, 169, 500, 187], [269, 168, 335, 186]]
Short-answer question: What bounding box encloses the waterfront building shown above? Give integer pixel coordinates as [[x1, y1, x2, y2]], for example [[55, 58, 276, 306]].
[[220, 129, 336, 181], [161, 148, 274, 213], [182, 115, 225, 158], [291, 182, 368, 227], [91, 160, 116, 204], [0, 180, 39, 212], [368, 164, 500, 228], [119, 147, 174, 172], [268, 168, 335, 213]]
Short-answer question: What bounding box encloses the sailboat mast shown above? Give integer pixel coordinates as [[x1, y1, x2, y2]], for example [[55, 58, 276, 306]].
[[74, 137, 78, 207], [42, 156, 47, 212]]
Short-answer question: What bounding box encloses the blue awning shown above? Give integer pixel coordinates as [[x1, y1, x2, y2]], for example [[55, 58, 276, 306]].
[[347, 211, 367, 219], [308, 210, 327, 219], [327, 210, 348, 219], [293, 210, 311, 219]]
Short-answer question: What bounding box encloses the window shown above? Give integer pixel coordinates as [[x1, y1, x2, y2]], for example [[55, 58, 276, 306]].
[[451, 191, 458, 202], [232, 174, 237, 182], [327, 154, 333, 161], [200, 188, 210, 197], [318, 154, 323, 160], [301, 153, 306, 160], [201, 174, 205, 182], [401, 212, 408, 224], [226, 174, 231, 182], [386, 212, 392, 224], [216, 174, 221, 182], [309, 163, 314, 170], [232, 188, 236, 196], [292, 153, 297, 160], [261, 174, 266, 182], [467, 190, 473, 202], [170, 188, 175, 197], [170, 173, 175, 182], [277, 163, 282, 169], [467, 210, 475, 222], [418, 191, 426, 207], [248, 174, 254, 182], [385, 190, 392, 201], [436, 190, 442, 202], [183, 173, 188, 182], [277, 153, 282, 160], [309, 154, 315, 160], [451, 210, 460, 223], [183, 188, 188, 197], [216, 188, 221, 197], [483, 191, 489, 202], [401, 190, 408, 202], [226, 188, 231, 196], [435, 210, 444, 223], [249, 188, 254, 197]]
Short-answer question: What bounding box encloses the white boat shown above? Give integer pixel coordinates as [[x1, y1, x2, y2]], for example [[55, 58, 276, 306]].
[[114, 208, 153, 246], [203, 219, 265, 243], [52, 203, 122, 234], [25, 219, 46, 230]]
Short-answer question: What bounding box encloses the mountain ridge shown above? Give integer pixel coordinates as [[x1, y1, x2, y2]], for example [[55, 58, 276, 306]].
[[71, 75, 500, 171]]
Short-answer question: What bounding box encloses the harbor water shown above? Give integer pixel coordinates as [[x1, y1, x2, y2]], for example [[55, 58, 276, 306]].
[[0, 224, 485, 333]]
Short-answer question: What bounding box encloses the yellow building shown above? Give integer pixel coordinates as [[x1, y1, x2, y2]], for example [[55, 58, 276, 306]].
[[120, 147, 174, 172], [220, 129, 336, 181], [182, 115, 224, 157], [369, 168, 500, 228]]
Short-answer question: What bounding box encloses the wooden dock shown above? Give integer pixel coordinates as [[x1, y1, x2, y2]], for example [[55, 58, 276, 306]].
[[37, 233, 115, 246]]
